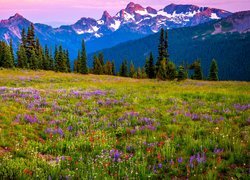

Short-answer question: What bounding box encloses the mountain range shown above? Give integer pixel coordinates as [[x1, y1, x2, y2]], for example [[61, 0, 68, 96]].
[[88, 11, 250, 81], [0, 2, 232, 56]]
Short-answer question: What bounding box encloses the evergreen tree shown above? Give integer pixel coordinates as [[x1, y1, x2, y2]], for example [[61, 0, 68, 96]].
[[21, 29, 27, 48], [165, 30, 169, 61], [17, 44, 28, 68], [190, 60, 203, 80], [156, 59, 167, 80], [137, 67, 142, 79], [66, 50, 71, 72], [93, 55, 103, 74], [74, 51, 81, 73], [0, 41, 5, 67], [119, 60, 128, 77], [166, 61, 176, 80], [111, 61, 116, 75], [129, 61, 136, 78], [26, 24, 36, 60], [43, 45, 50, 70], [48, 48, 54, 70], [177, 65, 187, 81], [145, 57, 149, 77], [57, 45, 67, 72], [98, 52, 104, 67], [209, 59, 219, 81], [9, 39, 15, 66], [35, 38, 43, 69], [79, 40, 88, 74], [3, 44, 14, 68], [141, 67, 147, 79], [156, 28, 167, 72], [104, 61, 113, 75], [148, 52, 155, 79], [29, 49, 38, 70]]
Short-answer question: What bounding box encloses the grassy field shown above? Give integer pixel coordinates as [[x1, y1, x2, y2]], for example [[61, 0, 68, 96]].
[[0, 69, 249, 179]]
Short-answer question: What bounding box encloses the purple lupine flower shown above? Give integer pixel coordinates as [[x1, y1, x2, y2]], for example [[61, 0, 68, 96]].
[[192, 114, 200, 121], [61, 156, 65, 161], [158, 163, 162, 169], [67, 126, 73, 131], [234, 104, 250, 111], [214, 148, 223, 154], [189, 155, 196, 168], [114, 151, 121, 162], [24, 114, 38, 124], [178, 157, 183, 164]]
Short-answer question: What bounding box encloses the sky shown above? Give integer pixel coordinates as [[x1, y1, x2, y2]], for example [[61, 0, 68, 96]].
[[1, 0, 250, 27]]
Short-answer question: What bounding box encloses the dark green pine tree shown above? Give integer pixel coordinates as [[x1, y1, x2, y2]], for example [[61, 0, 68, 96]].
[[209, 59, 219, 81], [21, 29, 27, 49], [43, 45, 50, 70], [148, 52, 155, 79], [119, 60, 128, 77], [145, 57, 149, 77], [98, 52, 104, 68], [177, 65, 187, 81], [164, 30, 169, 61], [74, 51, 81, 73], [2, 43, 14, 68], [26, 24, 36, 60], [79, 40, 88, 74], [35, 38, 43, 69], [156, 59, 167, 80], [9, 39, 15, 66], [166, 61, 176, 80], [0, 41, 5, 67], [56, 46, 67, 72], [93, 54, 103, 75], [156, 28, 166, 72], [17, 44, 28, 68], [29, 48, 38, 70], [190, 60, 203, 80], [111, 61, 116, 75], [48, 48, 54, 71], [129, 61, 135, 78], [65, 50, 71, 72], [54, 46, 59, 71]]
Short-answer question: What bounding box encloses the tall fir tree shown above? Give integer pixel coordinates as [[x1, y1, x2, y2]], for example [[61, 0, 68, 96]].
[[190, 60, 203, 80], [166, 61, 176, 80], [129, 61, 136, 78], [79, 40, 88, 74], [148, 52, 155, 79], [66, 50, 71, 72], [156, 28, 167, 72], [93, 54, 103, 75], [156, 59, 167, 80], [111, 61, 116, 75], [104, 61, 113, 75], [29, 48, 38, 70], [209, 59, 219, 81], [177, 65, 187, 81], [2, 44, 14, 68], [9, 39, 15, 66], [119, 60, 128, 77], [17, 44, 28, 68]]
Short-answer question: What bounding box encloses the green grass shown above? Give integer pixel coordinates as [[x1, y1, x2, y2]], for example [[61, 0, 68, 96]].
[[0, 69, 249, 179]]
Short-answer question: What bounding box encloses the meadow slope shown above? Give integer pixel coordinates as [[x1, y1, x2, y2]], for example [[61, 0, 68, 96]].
[[0, 69, 249, 179]]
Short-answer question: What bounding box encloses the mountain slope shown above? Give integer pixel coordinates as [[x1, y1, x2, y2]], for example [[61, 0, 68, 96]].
[[0, 2, 231, 55], [88, 11, 250, 81]]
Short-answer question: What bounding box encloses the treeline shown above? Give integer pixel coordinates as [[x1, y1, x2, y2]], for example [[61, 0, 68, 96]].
[[0, 24, 74, 72], [0, 25, 218, 81], [88, 29, 219, 81]]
